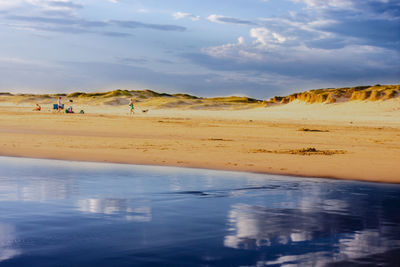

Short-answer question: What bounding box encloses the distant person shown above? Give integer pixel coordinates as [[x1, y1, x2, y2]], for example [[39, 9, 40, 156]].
[[128, 98, 135, 115], [66, 99, 74, 113], [33, 104, 41, 111], [57, 97, 63, 112]]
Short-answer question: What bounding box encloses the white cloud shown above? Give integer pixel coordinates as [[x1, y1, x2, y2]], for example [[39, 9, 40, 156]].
[[203, 37, 248, 60], [206, 14, 255, 25], [207, 14, 222, 23], [173, 12, 200, 21], [237, 36, 245, 45], [259, 17, 336, 37], [192, 0, 399, 85], [0, 0, 25, 10], [200, 23, 399, 84], [250, 27, 287, 47], [293, 0, 354, 9], [0, 0, 83, 13]]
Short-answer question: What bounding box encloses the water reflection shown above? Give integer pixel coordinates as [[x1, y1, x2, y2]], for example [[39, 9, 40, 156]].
[[0, 176, 77, 202], [1, 157, 400, 266], [77, 198, 152, 222], [0, 222, 20, 262], [264, 228, 400, 266], [338, 228, 400, 259], [223, 183, 361, 250], [224, 204, 315, 249], [225, 203, 400, 265]]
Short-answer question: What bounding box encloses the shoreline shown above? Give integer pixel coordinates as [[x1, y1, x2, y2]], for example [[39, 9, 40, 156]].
[[1, 104, 400, 184], [3, 154, 400, 185]]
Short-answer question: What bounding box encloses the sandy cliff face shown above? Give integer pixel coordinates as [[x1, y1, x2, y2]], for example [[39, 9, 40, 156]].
[[266, 85, 400, 105]]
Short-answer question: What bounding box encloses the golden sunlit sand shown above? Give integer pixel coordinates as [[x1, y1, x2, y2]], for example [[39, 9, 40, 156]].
[[1, 85, 400, 183]]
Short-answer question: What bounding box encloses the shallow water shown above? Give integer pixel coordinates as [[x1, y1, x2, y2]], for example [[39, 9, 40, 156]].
[[1, 157, 400, 266]]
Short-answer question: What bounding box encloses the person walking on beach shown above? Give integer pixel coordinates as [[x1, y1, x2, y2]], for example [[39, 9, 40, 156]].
[[57, 97, 63, 112], [128, 98, 135, 115]]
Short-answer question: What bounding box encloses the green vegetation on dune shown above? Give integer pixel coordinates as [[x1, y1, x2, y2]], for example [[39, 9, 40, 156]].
[[63, 89, 262, 109], [172, 93, 199, 99], [67, 89, 176, 99], [0, 92, 13, 96], [207, 96, 260, 103]]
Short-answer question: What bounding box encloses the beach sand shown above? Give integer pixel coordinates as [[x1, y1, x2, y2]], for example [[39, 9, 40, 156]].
[[1, 99, 400, 183]]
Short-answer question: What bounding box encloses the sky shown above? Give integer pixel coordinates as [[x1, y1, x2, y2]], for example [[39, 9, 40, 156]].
[[0, 0, 399, 98]]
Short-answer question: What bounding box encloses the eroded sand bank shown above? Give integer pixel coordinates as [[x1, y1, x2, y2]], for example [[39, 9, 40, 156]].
[[1, 100, 400, 183]]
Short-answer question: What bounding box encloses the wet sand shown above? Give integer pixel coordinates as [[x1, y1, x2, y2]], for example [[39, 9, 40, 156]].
[[1, 103, 400, 183]]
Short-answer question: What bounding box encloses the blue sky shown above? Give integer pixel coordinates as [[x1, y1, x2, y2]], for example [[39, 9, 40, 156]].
[[0, 0, 399, 98]]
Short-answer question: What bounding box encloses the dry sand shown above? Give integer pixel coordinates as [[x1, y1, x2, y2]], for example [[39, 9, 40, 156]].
[[1, 99, 400, 183]]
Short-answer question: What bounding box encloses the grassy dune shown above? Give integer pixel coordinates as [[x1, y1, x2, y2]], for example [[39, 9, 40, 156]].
[[1, 85, 399, 110], [0, 89, 264, 110]]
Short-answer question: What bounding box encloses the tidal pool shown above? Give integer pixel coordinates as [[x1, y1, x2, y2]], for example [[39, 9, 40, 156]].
[[0, 157, 400, 266]]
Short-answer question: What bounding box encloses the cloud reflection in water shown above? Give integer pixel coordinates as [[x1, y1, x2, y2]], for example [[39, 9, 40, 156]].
[[77, 198, 152, 222], [0, 222, 20, 262], [0, 176, 77, 202], [225, 202, 400, 265], [1, 157, 400, 266]]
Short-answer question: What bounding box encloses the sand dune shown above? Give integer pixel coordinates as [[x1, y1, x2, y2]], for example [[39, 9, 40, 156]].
[[1, 84, 399, 111], [266, 85, 400, 105]]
